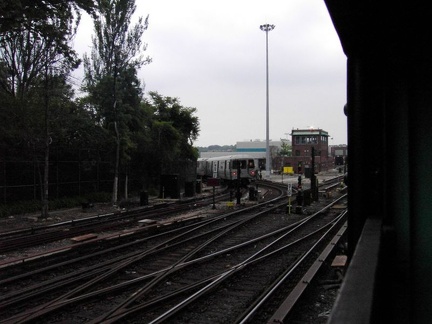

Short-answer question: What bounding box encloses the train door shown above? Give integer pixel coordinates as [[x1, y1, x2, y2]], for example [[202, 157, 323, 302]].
[[233, 159, 246, 180], [212, 160, 218, 178], [219, 160, 224, 179], [247, 159, 256, 178], [224, 160, 227, 179], [232, 159, 238, 180], [240, 159, 246, 179]]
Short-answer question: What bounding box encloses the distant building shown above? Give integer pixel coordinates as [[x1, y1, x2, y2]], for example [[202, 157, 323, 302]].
[[200, 139, 290, 163], [236, 139, 287, 153]]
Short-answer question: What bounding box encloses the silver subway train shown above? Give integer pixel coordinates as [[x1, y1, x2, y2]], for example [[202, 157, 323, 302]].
[[197, 154, 263, 185]]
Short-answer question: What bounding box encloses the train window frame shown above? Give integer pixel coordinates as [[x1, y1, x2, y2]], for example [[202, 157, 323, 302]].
[[232, 160, 238, 169], [233, 160, 247, 169]]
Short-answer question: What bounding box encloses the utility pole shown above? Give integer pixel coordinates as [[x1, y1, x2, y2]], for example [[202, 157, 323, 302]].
[[311, 147, 318, 201], [260, 23, 275, 179]]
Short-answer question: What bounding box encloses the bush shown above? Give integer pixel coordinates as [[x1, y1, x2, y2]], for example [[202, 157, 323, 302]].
[[0, 200, 40, 218], [147, 187, 159, 196], [85, 192, 111, 203], [0, 192, 113, 219], [50, 197, 80, 210]]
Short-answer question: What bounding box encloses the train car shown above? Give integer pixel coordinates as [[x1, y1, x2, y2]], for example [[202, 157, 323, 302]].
[[197, 154, 260, 185], [196, 158, 208, 177]]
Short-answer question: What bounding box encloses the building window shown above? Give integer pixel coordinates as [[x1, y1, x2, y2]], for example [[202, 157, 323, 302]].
[[295, 150, 300, 156]]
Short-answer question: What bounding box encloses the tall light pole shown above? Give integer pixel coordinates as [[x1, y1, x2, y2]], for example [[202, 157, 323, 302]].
[[260, 23, 275, 179]]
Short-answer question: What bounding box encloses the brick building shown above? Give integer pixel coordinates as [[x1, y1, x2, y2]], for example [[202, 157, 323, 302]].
[[288, 128, 333, 176]]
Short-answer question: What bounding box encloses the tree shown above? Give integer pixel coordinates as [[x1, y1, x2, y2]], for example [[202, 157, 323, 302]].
[[0, 1, 84, 218], [279, 138, 292, 156], [142, 92, 199, 182], [126, 93, 200, 193], [0, 0, 96, 36], [149, 93, 199, 141], [82, 0, 151, 204]]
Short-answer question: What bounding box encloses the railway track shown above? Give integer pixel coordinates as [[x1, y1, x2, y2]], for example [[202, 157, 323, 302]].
[[0, 182, 347, 323], [0, 187, 247, 254], [0, 175, 343, 256]]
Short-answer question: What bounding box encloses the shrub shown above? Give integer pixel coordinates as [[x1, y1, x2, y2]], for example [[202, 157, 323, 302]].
[[0, 192, 113, 219]]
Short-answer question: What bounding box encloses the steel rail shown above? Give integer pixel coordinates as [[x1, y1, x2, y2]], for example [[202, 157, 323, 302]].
[[0, 184, 282, 269], [0, 188, 236, 253], [101, 197, 347, 323], [238, 213, 347, 323], [144, 209, 346, 324], [1, 215, 248, 319], [265, 215, 347, 323], [2, 185, 286, 323]]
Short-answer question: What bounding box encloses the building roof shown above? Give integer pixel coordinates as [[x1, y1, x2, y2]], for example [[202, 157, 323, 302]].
[[291, 129, 329, 136]]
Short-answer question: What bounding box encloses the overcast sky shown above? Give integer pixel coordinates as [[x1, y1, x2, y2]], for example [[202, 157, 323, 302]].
[[73, 0, 347, 147]]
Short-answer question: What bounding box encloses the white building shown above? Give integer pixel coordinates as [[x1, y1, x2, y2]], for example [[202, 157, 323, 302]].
[[200, 139, 290, 159]]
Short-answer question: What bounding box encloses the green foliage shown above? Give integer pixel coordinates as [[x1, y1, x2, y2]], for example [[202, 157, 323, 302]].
[[0, 1, 96, 53], [0, 0, 201, 207], [0, 1, 87, 94], [279, 139, 292, 156], [83, 0, 151, 80], [0, 200, 41, 218], [146, 187, 159, 197], [84, 191, 112, 203], [56, 98, 111, 150], [147, 91, 200, 157], [125, 92, 200, 190], [82, 0, 152, 203], [0, 192, 112, 218], [0, 0, 86, 150]]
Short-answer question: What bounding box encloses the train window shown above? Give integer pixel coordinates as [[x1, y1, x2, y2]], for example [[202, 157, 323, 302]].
[[233, 160, 247, 169], [248, 160, 255, 168]]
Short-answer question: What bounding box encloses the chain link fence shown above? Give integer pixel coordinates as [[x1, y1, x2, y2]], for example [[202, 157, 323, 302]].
[[0, 147, 114, 204]]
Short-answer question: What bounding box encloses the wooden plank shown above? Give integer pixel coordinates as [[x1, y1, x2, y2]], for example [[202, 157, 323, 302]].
[[71, 233, 98, 243], [138, 219, 158, 226], [332, 255, 347, 267]]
